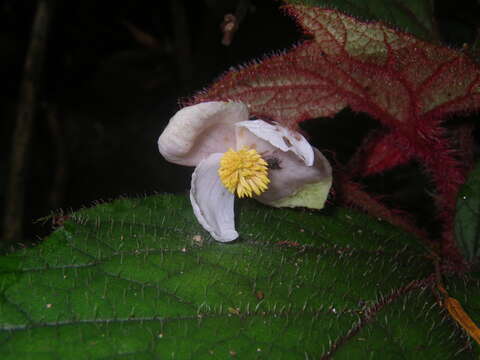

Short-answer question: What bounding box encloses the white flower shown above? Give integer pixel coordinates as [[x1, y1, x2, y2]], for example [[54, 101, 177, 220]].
[[158, 101, 332, 242]]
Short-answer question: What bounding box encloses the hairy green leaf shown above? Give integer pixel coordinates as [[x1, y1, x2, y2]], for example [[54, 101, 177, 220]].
[[282, 0, 438, 42], [455, 162, 480, 264], [0, 194, 477, 358]]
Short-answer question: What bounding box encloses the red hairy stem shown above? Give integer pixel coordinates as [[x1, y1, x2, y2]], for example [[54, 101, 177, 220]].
[[357, 121, 468, 264], [334, 171, 429, 243], [410, 124, 467, 263], [453, 123, 476, 172], [347, 129, 414, 177]]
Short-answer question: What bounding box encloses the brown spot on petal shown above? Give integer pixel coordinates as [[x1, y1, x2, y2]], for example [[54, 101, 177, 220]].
[[282, 136, 292, 147]]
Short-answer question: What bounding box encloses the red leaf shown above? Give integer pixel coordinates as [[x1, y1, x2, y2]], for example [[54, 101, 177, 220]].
[[193, 6, 480, 129], [192, 5, 480, 262]]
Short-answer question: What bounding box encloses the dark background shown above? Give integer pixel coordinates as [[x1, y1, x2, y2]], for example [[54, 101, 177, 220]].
[[1, 0, 479, 248]]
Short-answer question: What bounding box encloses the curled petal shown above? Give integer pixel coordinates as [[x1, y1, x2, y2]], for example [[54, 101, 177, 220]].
[[235, 120, 314, 166], [158, 101, 248, 166], [256, 148, 332, 207], [190, 153, 239, 242]]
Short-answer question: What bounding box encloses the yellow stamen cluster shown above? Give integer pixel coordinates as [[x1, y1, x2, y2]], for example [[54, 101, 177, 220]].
[[218, 147, 270, 198]]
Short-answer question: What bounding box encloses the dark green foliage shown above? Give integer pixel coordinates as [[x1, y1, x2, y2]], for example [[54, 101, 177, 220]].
[[0, 194, 477, 358], [455, 163, 480, 264]]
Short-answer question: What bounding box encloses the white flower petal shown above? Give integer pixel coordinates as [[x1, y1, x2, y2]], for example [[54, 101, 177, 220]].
[[256, 148, 332, 205], [158, 101, 248, 166], [267, 178, 332, 210], [235, 120, 314, 166], [190, 153, 239, 242]]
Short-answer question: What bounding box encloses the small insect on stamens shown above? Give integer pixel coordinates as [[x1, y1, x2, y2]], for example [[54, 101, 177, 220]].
[[266, 157, 282, 170]]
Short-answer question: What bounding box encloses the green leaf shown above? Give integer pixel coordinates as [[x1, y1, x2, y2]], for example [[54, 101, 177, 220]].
[[282, 0, 438, 42], [455, 162, 480, 264], [0, 194, 477, 359]]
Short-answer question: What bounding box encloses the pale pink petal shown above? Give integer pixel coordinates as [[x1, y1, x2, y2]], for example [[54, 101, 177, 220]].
[[158, 101, 248, 166], [235, 120, 314, 166], [190, 153, 239, 242], [256, 148, 332, 204]]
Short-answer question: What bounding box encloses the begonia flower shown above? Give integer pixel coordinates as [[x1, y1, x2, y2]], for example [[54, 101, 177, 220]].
[[158, 101, 332, 242]]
